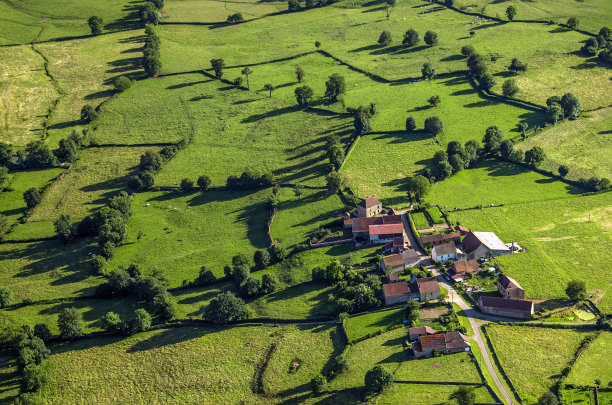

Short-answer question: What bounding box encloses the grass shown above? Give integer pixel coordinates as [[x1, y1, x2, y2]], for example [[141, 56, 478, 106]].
[[29, 147, 155, 221], [344, 307, 405, 342], [0, 167, 65, 228], [377, 383, 495, 404], [247, 282, 334, 319], [411, 211, 430, 230], [270, 187, 345, 248], [566, 331, 612, 386], [0, 355, 20, 404], [425, 158, 586, 209], [39, 324, 337, 404], [427, 206, 445, 224], [487, 324, 592, 403], [447, 192, 612, 312], [394, 351, 481, 382], [163, 0, 288, 22], [516, 107, 612, 181], [453, 303, 474, 337]]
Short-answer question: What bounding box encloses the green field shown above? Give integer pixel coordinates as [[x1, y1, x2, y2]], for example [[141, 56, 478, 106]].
[[517, 107, 612, 181], [411, 211, 430, 230], [344, 308, 405, 342], [426, 159, 586, 209], [567, 332, 612, 386], [448, 192, 612, 311], [164, 0, 287, 22], [378, 383, 496, 404], [487, 325, 593, 403]]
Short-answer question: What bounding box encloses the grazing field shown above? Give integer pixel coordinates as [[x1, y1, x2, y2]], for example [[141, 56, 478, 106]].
[[378, 383, 496, 404], [425, 159, 586, 208], [0, 0, 141, 45], [0, 45, 57, 146], [487, 325, 592, 403], [448, 192, 612, 311], [39, 324, 336, 404], [0, 167, 65, 227], [247, 282, 334, 319], [394, 351, 481, 382], [344, 308, 405, 342], [108, 189, 271, 285], [0, 239, 100, 302], [163, 0, 287, 22], [270, 188, 345, 248], [29, 147, 155, 221], [516, 108, 612, 181], [567, 332, 612, 386]]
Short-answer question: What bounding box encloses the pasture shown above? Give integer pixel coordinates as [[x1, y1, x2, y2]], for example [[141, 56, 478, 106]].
[[344, 307, 405, 341], [447, 192, 612, 311], [486, 325, 593, 403], [567, 331, 612, 386]]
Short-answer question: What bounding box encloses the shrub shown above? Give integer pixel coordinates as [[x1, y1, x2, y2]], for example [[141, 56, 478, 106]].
[[194, 266, 216, 286], [80, 105, 98, 122], [405, 117, 416, 132], [22, 364, 45, 392], [87, 16, 103, 35], [566, 280, 587, 302], [365, 365, 393, 393], [203, 291, 249, 324], [23, 188, 42, 209], [261, 273, 280, 294], [505, 5, 517, 21], [180, 178, 194, 191], [461, 45, 475, 57], [57, 307, 83, 338], [378, 31, 392, 46], [324, 73, 346, 101], [113, 76, 132, 92], [101, 312, 123, 334], [197, 175, 211, 190], [478, 73, 497, 91], [424, 116, 443, 136], [133, 308, 152, 332], [558, 165, 569, 178], [240, 277, 262, 297], [226, 12, 245, 23], [33, 324, 52, 341], [254, 249, 271, 269], [311, 374, 327, 394], [502, 79, 519, 97], [567, 17, 579, 30], [424, 30, 438, 46], [294, 85, 314, 106], [428, 95, 441, 107], [402, 29, 419, 47], [91, 255, 107, 275], [0, 287, 14, 308]]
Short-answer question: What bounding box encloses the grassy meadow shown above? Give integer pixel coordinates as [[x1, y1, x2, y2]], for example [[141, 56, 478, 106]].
[[344, 308, 405, 341], [448, 192, 612, 311], [378, 383, 496, 404], [163, 0, 288, 22], [486, 325, 593, 403], [567, 332, 612, 386]]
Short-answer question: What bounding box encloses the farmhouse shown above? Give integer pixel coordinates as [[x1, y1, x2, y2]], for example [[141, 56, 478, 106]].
[[447, 259, 479, 282], [380, 249, 421, 274], [478, 296, 534, 319], [348, 214, 404, 245], [369, 223, 404, 244], [408, 326, 436, 341], [432, 242, 464, 263], [421, 232, 461, 247], [462, 231, 511, 260], [410, 331, 471, 359], [497, 274, 525, 299], [381, 277, 440, 305], [357, 196, 383, 217]]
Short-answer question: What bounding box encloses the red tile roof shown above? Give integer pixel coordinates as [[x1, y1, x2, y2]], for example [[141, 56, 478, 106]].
[[358, 196, 381, 209], [408, 326, 435, 337], [422, 234, 444, 244], [382, 282, 411, 297], [443, 232, 461, 241], [498, 274, 523, 291], [382, 249, 420, 269], [416, 331, 470, 352], [369, 223, 404, 236], [451, 260, 479, 274], [416, 277, 440, 294]]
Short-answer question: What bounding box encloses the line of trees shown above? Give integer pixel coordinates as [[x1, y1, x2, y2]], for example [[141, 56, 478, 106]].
[[143, 24, 161, 77], [140, 0, 164, 25]]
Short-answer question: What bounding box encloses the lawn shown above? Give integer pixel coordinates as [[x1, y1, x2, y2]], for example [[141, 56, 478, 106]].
[[447, 192, 612, 311], [411, 211, 430, 230], [516, 107, 612, 181], [566, 331, 612, 386], [427, 206, 445, 224], [29, 146, 156, 222], [107, 188, 272, 286], [270, 187, 345, 248], [344, 308, 405, 342], [39, 324, 336, 404], [425, 159, 586, 209], [486, 324, 593, 403]]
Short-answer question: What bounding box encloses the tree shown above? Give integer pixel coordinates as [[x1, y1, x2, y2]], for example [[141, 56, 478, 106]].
[[558, 165, 569, 178], [81, 105, 98, 122], [424, 116, 443, 136], [33, 324, 52, 341], [91, 255, 106, 275], [421, 63, 435, 79], [467, 53, 487, 78], [538, 392, 560, 405], [483, 126, 504, 154], [23, 188, 41, 209], [54, 214, 73, 243], [240, 277, 261, 297], [203, 291, 248, 324], [378, 31, 392, 46], [315, 40, 321, 49], [405, 116, 416, 132], [140, 2, 162, 24], [294, 85, 314, 106], [0, 143, 11, 166], [226, 12, 245, 23], [143, 47, 161, 77], [505, 5, 517, 21], [56, 138, 78, 162], [210, 58, 225, 79], [449, 386, 476, 405], [547, 103, 564, 124], [402, 29, 419, 47], [180, 178, 194, 191], [102, 312, 123, 334], [424, 30, 438, 46], [566, 280, 587, 302], [113, 76, 132, 92], [254, 249, 271, 269], [296, 66, 305, 83], [478, 73, 497, 91], [197, 175, 211, 191], [567, 17, 579, 30], [0, 287, 14, 308], [233, 76, 243, 88], [445, 0, 454, 6], [325, 73, 346, 101], [151, 292, 176, 321], [524, 146, 545, 167], [499, 139, 515, 160], [449, 154, 465, 173], [353, 105, 373, 135], [364, 365, 393, 393], [428, 95, 441, 107], [133, 308, 152, 332], [311, 374, 327, 394], [560, 93, 582, 119], [264, 83, 276, 97], [0, 166, 8, 190], [326, 171, 346, 194], [508, 58, 527, 73], [600, 26, 611, 40], [406, 175, 430, 201], [461, 45, 475, 58], [464, 140, 479, 165], [261, 273, 280, 294], [88, 16, 103, 35], [22, 363, 45, 392], [502, 79, 519, 97], [241, 67, 252, 90], [57, 307, 83, 338], [288, 0, 300, 10]]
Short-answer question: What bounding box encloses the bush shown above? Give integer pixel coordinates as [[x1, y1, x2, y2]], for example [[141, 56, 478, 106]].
[[226, 12, 245, 23], [23, 188, 42, 209], [57, 307, 83, 338], [254, 249, 271, 269], [194, 267, 216, 286], [502, 79, 519, 97], [22, 364, 45, 392], [424, 116, 443, 136], [203, 291, 249, 324], [421, 63, 435, 79], [91, 255, 107, 275], [197, 175, 211, 191], [406, 116, 416, 132], [113, 76, 132, 92], [424, 30, 438, 46], [180, 178, 194, 191], [567, 17, 579, 30], [402, 29, 419, 47], [478, 72, 497, 91], [33, 324, 52, 341], [378, 31, 392, 46], [240, 277, 262, 297], [261, 273, 280, 294], [80, 105, 98, 123], [0, 287, 15, 308], [87, 16, 103, 35], [364, 365, 393, 393], [461, 45, 475, 57], [311, 374, 327, 394], [132, 308, 152, 332], [101, 312, 123, 334]]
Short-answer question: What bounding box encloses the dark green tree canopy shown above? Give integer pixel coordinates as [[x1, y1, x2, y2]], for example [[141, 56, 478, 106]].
[[204, 291, 249, 324], [402, 29, 419, 47], [364, 365, 394, 393], [424, 30, 438, 46], [324, 73, 346, 101]]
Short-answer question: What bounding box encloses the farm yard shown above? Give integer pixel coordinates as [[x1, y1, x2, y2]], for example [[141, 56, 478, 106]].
[[0, 0, 611, 402]]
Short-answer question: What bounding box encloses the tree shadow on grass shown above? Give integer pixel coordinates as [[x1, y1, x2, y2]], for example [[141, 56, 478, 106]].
[[104, 0, 145, 31], [311, 387, 365, 404], [166, 79, 213, 90], [440, 54, 464, 62], [106, 56, 141, 74], [84, 89, 115, 100], [47, 119, 82, 130], [127, 325, 219, 353]]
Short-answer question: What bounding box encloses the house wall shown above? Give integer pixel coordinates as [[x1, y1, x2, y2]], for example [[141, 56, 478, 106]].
[[433, 252, 457, 263], [498, 285, 525, 299], [358, 204, 382, 218], [370, 233, 400, 244], [480, 305, 532, 319], [384, 294, 410, 306], [467, 244, 489, 260], [420, 291, 441, 300]]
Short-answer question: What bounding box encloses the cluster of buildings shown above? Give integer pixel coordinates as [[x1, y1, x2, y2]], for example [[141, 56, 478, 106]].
[[407, 327, 471, 359], [477, 274, 534, 319], [428, 231, 512, 263], [381, 276, 441, 305], [343, 197, 405, 246]]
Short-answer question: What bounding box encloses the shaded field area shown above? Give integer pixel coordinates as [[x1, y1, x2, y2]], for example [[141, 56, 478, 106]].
[[448, 192, 612, 311], [487, 325, 594, 403]]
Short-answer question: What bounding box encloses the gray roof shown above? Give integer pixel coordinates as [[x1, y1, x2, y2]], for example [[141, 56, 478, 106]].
[[473, 232, 510, 252], [433, 242, 456, 256]]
